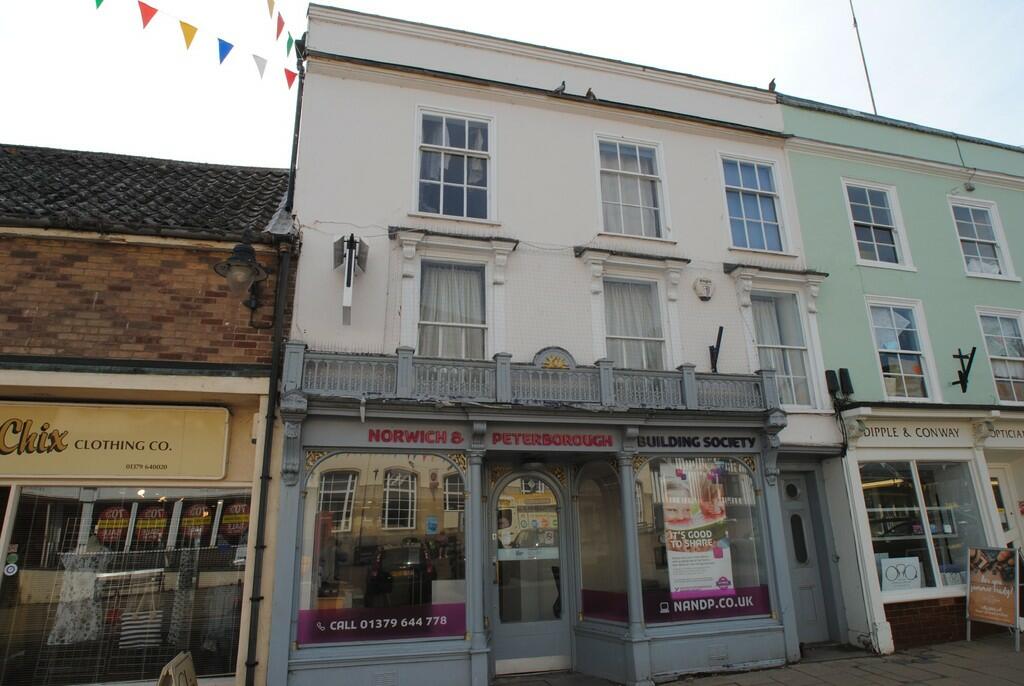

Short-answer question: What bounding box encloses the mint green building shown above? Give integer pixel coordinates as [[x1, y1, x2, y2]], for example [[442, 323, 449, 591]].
[[781, 96, 1024, 653]]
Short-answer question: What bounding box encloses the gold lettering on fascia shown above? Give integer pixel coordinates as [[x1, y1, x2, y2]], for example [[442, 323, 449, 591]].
[[0, 419, 69, 455], [861, 425, 961, 439]]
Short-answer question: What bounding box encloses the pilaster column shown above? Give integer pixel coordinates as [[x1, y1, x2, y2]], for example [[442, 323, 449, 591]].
[[617, 426, 653, 686], [760, 432, 800, 662], [266, 391, 307, 685], [467, 422, 489, 685]]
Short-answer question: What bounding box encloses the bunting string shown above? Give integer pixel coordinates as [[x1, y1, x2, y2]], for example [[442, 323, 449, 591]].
[[94, 0, 299, 89]]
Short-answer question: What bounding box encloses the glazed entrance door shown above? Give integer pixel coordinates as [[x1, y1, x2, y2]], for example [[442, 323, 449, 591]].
[[781, 473, 831, 644], [489, 474, 570, 675], [988, 465, 1022, 548]]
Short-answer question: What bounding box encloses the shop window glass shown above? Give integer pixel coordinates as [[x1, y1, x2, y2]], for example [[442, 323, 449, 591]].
[[495, 477, 561, 623], [635, 457, 771, 623], [298, 453, 466, 644], [917, 462, 985, 585], [577, 463, 627, 622], [0, 486, 250, 686], [319, 471, 358, 533], [860, 461, 985, 591], [443, 473, 465, 512]]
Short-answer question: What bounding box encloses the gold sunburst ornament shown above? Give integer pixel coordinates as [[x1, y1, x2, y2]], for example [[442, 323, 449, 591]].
[[542, 354, 568, 369]]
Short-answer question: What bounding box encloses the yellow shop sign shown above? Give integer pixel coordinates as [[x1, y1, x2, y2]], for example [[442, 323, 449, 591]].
[[0, 402, 228, 479]]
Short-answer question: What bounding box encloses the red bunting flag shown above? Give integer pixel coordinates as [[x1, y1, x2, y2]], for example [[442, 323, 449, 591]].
[[138, 2, 158, 29], [276, 13, 285, 39], [284, 68, 297, 89]]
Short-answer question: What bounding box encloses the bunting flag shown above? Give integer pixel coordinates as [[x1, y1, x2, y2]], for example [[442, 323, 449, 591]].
[[93, 0, 294, 89], [179, 20, 198, 49], [253, 54, 268, 78], [218, 38, 234, 64], [138, 2, 158, 29]]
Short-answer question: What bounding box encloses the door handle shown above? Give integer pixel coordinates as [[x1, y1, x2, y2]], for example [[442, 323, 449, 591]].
[[492, 559, 500, 585]]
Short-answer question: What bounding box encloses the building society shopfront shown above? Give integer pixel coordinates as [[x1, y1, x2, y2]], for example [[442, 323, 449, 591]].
[[266, 344, 805, 686]]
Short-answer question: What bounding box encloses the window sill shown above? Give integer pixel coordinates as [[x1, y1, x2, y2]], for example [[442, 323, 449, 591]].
[[728, 246, 800, 258], [881, 395, 943, 404], [965, 271, 1022, 283], [879, 585, 965, 604], [780, 406, 835, 415], [408, 211, 502, 228], [856, 260, 918, 273], [596, 232, 677, 245]]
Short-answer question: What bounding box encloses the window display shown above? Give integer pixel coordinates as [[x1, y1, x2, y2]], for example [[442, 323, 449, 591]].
[[297, 453, 466, 644], [860, 461, 985, 591], [577, 463, 626, 622], [635, 457, 770, 623], [0, 486, 250, 686]]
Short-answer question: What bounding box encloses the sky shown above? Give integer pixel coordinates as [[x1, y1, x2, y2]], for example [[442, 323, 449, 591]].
[[1, 1, 1021, 169]]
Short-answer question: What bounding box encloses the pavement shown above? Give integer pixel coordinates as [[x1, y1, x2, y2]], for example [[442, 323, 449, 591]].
[[494, 632, 1024, 686]]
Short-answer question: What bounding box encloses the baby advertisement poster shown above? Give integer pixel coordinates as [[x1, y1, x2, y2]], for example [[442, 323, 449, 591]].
[[662, 461, 734, 599]]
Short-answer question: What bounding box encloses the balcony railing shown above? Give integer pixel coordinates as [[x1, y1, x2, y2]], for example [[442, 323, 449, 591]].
[[298, 346, 777, 412]]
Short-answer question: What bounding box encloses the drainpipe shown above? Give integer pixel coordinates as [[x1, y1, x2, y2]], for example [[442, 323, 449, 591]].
[[245, 240, 291, 686], [244, 36, 305, 686]]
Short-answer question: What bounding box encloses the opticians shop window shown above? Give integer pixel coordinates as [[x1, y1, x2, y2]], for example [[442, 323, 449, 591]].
[[297, 453, 467, 644], [635, 457, 771, 623], [859, 461, 986, 593], [0, 486, 251, 686]]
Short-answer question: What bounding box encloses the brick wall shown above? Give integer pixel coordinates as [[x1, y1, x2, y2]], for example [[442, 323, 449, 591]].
[[0, 234, 291, 365], [884, 598, 1002, 649]]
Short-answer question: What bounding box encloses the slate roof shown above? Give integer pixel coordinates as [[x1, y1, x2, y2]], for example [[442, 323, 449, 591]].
[[0, 144, 290, 243]]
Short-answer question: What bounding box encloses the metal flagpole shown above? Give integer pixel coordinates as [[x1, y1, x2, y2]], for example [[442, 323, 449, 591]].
[[848, 0, 878, 115]]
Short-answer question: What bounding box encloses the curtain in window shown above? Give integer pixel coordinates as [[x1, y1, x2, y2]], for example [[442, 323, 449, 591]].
[[604, 281, 664, 370], [752, 295, 810, 405], [419, 263, 485, 358]]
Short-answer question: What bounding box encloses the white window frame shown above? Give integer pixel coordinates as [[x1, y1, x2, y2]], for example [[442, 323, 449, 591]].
[[594, 133, 671, 241], [443, 472, 465, 512], [719, 153, 790, 255], [948, 197, 1018, 281], [318, 470, 358, 533], [602, 277, 667, 370], [412, 106, 496, 224], [976, 306, 1024, 406], [841, 178, 915, 271], [382, 469, 417, 530], [855, 455, 991, 601], [417, 260, 488, 360], [864, 296, 942, 402], [749, 289, 814, 408]]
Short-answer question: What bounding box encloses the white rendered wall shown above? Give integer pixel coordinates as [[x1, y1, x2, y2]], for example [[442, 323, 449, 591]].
[[291, 62, 814, 376]]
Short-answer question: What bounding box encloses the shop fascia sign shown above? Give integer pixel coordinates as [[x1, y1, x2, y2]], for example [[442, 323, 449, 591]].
[[0, 402, 228, 479], [637, 430, 759, 452], [328, 421, 620, 451], [851, 418, 975, 448]]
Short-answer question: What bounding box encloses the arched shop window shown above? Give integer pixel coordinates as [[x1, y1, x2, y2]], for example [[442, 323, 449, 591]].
[[298, 453, 467, 644], [577, 462, 627, 621], [635, 457, 771, 623]]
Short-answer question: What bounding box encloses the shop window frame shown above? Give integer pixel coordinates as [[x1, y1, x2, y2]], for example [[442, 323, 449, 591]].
[[856, 456, 992, 602]]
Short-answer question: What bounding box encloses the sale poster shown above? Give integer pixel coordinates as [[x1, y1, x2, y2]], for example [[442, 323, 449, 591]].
[[967, 547, 1017, 628], [662, 461, 734, 599]]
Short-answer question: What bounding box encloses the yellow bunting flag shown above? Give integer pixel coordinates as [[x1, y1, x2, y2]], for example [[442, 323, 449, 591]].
[[179, 21, 198, 49], [267, 0, 275, 18]]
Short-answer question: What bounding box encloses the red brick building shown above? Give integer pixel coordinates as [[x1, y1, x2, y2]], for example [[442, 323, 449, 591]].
[[0, 143, 293, 686]]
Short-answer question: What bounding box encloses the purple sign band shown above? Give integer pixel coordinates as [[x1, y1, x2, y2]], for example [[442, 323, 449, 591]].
[[645, 585, 770, 623], [298, 602, 466, 644]]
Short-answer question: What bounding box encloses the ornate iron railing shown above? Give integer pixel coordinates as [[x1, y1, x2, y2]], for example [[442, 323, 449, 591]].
[[297, 345, 776, 412]]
